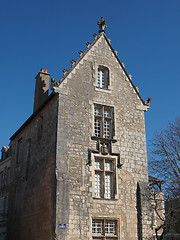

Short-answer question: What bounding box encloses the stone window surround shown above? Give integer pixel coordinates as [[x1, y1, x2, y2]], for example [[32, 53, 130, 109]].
[[97, 66, 109, 89], [16, 138, 22, 164], [92, 217, 119, 239], [92, 62, 112, 92], [0, 171, 3, 189], [0, 196, 8, 221], [94, 104, 113, 139], [91, 102, 117, 141], [25, 138, 31, 180], [91, 153, 119, 200]]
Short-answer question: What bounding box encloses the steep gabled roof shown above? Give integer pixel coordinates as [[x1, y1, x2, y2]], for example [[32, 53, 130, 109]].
[[103, 34, 149, 106], [59, 33, 102, 85], [51, 31, 150, 107], [10, 19, 151, 142]]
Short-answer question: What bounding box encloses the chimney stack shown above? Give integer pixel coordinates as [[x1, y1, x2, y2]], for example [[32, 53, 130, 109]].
[[33, 69, 50, 113]]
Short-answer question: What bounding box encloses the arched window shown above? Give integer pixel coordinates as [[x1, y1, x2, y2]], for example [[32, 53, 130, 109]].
[[97, 66, 109, 89]]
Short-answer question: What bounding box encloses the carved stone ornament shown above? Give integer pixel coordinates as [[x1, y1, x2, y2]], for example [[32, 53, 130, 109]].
[[144, 98, 152, 105], [88, 137, 123, 169], [63, 69, 68, 74], [97, 17, 107, 33], [51, 78, 59, 89], [71, 59, 76, 65]]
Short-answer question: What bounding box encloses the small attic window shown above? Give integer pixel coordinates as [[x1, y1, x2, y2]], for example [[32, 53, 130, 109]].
[[97, 66, 109, 89], [16, 138, 22, 164]]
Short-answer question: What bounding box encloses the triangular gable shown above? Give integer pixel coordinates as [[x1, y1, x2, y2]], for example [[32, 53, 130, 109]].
[[51, 32, 150, 107], [102, 34, 148, 106], [58, 34, 102, 84]]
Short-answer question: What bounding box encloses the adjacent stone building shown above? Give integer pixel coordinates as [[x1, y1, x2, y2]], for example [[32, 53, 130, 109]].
[[6, 17, 154, 240], [149, 176, 165, 239], [0, 147, 11, 240]]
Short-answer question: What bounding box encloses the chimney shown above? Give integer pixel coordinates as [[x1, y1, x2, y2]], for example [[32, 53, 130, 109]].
[[33, 69, 50, 113]]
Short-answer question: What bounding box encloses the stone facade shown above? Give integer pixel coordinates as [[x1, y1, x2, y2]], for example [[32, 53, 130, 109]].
[[53, 31, 152, 240], [7, 93, 58, 240], [0, 147, 11, 240], [5, 18, 154, 240]]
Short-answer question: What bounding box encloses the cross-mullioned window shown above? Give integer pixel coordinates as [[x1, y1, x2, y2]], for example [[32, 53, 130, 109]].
[[94, 157, 115, 199], [94, 105, 114, 139], [92, 219, 118, 239]]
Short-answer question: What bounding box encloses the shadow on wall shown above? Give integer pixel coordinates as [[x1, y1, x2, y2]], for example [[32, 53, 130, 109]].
[[137, 182, 142, 240]]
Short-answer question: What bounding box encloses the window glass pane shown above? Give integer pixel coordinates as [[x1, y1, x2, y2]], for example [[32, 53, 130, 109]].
[[101, 79, 105, 88], [94, 108, 101, 116], [95, 119, 101, 137], [95, 160, 102, 170], [97, 70, 101, 88], [92, 219, 117, 239], [104, 120, 110, 138], [97, 70, 105, 88], [104, 110, 110, 117], [105, 161, 112, 171], [105, 174, 112, 199], [94, 158, 115, 199], [105, 221, 116, 234], [95, 173, 101, 198], [92, 221, 102, 234], [94, 104, 114, 139]]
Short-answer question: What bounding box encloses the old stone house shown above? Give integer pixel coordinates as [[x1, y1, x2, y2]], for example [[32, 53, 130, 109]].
[[0, 147, 11, 240], [6, 17, 154, 240]]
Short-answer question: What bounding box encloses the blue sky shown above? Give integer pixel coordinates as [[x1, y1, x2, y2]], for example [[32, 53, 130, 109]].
[[0, 0, 180, 161]]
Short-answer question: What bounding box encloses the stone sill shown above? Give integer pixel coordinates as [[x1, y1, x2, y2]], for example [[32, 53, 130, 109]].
[[93, 198, 118, 202], [94, 87, 112, 93]]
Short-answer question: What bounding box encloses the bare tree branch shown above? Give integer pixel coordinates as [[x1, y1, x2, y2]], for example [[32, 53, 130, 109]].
[[149, 116, 180, 239]]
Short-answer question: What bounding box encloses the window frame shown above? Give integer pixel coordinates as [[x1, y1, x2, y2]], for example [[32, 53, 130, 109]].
[[94, 104, 114, 139], [16, 138, 22, 164], [25, 139, 31, 180], [0, 172, 3, 189], [97, 65, 109, 89], [92, 218, 119, 239], [94, 156, 116, 200]]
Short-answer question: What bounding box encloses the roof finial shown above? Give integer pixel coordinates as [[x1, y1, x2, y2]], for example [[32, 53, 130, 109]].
[[97, 17, 107, 33]]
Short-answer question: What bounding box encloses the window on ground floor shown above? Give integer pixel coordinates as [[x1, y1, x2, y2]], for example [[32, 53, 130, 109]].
[[92, 218, 118, 239]]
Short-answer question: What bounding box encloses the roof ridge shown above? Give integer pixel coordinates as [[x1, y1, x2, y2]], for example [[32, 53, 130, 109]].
[[58, 33, 102, 85], [102, 34, 149, 106], [51, 31, 151, 107]]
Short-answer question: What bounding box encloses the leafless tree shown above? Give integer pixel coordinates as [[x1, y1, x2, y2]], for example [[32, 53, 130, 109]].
[[149, 117, 180, 239]]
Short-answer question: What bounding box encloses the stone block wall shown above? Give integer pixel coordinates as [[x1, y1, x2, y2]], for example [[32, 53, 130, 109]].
[[6, 33, 153, 240], [54, 34, 153, 240], [7, 95, 58, 240]]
